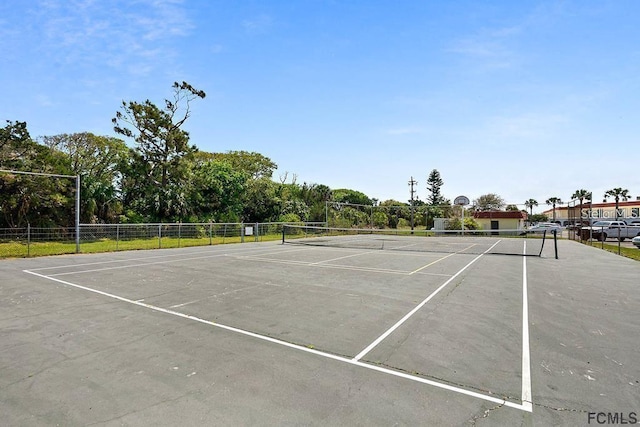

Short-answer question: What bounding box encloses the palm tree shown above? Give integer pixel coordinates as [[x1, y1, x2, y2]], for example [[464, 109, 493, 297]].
[[571, 189, 592, 224], [524, 199, 538, 224], [603, 188, 630, 220], [524, 199, 538, 216], [545, 197, 563, 222]]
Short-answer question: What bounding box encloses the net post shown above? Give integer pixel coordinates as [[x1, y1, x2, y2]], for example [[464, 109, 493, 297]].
[[75, 175, 80, 253], [537, 230, 547, 257], [282, 225, 286, 244], [554, 229, 559, 259]]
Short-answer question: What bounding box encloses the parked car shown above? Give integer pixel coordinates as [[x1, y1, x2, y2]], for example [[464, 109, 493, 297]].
[[525, 222, 563, 234], [580, 221, 640, 241], [632, 235, 640, 249], [567, 221, 589, 231]]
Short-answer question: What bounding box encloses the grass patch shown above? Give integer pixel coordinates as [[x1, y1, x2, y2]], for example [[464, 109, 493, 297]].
[[585, 241, 640, 261], [0, 233, 284, 259]]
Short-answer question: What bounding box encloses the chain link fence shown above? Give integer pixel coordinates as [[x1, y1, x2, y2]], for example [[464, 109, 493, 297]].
[[0, 222, 326, 258]]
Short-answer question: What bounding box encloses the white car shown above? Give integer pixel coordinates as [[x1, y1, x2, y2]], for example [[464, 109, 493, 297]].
[[632, 235, 640, 249], [526, 222, 563, 234]]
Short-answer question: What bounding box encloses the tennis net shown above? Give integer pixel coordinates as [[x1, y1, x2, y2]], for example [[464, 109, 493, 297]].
[[282, 225, 558, 257]]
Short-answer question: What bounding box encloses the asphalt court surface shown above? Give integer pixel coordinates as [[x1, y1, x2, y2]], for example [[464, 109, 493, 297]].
[[1, 239, 639, 425]]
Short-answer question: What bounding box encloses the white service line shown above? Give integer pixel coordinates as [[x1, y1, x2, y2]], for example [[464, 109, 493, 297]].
[[310, 250, 378, 265], [43, 246, 313, 277], [352, 240, 502, 362], [22, 268, 528, 412], [521, 242, 533, 412], [408, 252, 457, 275], [46, 253, 232, 276], [232, 255, 411, 275], [28, 243, 307, 272]]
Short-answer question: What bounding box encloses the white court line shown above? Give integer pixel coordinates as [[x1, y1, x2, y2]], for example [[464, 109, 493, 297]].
[[234, 255, 410, 275], [28, 244, 309, 272], [310, 250, 378, 265], [22, 268, 529, 412], [352, 241, 502, 362], [46, 253, 233, 277], [27, 249, 221, 271], [521, 242, 533, 412], [43, 246, 315, 277], [408, 252, 458, 275]]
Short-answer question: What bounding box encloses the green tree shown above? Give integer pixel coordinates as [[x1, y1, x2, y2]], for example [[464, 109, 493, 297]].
[[190, 160, 246, 222], [571, 189, 591, 223], [426, 169, 445, 205], [371, 210, 388, 228], [0, 121, 74, 227], [113, 81, 206, 221], [333, 188, 372, 206], [603, 188, 630, 220], [42, 132, 129, 223], [279, 199, 310, 222], [212, 151, 277, 179], [545, 197, 563, 222], [529, 213, 549, 223], [298, 183, 332, 222], [242, 178, 280, 222], [524, 199, 538, 216], [474, 193, 505, 211]]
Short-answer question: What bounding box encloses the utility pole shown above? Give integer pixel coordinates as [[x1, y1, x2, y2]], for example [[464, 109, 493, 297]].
[[408, 176, 417, 233]]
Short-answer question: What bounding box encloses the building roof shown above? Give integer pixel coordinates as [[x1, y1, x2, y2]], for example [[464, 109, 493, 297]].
[[542, 199, 640, 215], [473, 210, 527, 219]]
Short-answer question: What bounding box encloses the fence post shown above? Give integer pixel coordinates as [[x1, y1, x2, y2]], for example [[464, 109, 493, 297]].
[[255, 222, 259, 242], [27, 223, 31, 257], [116, 224, 120, 251], [178, 222, 182, 248], [241, 223, 245, 243], [158, 224, 162, 248], [209, 222, 212, 245]]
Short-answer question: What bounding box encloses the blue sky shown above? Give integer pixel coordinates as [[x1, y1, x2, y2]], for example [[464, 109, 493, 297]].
[[2, 0, 639, 211]]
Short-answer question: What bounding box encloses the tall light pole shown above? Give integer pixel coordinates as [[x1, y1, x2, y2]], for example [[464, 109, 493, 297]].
[[0, 169, 80, 253]]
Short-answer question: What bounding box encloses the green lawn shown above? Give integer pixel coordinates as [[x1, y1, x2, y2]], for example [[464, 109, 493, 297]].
[[0, 233, 283, 259], [584, 240, 640, 261]]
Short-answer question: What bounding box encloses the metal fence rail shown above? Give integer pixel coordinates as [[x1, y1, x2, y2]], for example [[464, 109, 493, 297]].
[[0, 222, 326, 258]]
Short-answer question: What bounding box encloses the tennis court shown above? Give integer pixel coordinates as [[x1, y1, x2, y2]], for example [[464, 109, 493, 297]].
[[1, 233, 638, 425]]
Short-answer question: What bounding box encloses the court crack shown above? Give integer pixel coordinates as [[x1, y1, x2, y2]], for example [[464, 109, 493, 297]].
[[533, 402, 588, 414], [467, 403, 504, 425], [362, 360, 516, 403]]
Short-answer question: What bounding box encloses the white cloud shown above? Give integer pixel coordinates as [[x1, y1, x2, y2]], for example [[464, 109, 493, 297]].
[[446, 14, 529, 71], [242, 14, 273, 35], [34, 0, 193, 74]]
